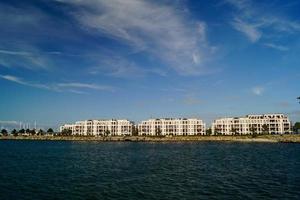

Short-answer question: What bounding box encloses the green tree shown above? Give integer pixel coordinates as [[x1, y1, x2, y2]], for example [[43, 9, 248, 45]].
[[206, 128, 212, 136], [105, 130, 110, 136], [47, 128, 54, 134], [38, 129, 44, 136], [19, 129, 25, 134], [231, 126, 239, 135], [294, 122, 300, 134], [1, 129, 8, 136], [214, 127, 221, 135], [29, 129, 36, 135], [11, 129, 18, 136], [262, 124, 269, 135], [249, 125, 257, 137], [25, 129, 30, 134], [155, 127, 162, 136], [132, 126, 139, 136], [61, 129, 72, 136]]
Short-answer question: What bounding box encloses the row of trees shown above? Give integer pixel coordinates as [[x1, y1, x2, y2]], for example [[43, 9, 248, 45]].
[[58, 129, 115, 137], [0, 128, 54, 136], [2, 123, 300, 137], [232, 124, 269, 136], [4, 119, 299, 138]]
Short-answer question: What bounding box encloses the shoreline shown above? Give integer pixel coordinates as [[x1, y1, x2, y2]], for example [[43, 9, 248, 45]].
[[1, 134, 300, 143]]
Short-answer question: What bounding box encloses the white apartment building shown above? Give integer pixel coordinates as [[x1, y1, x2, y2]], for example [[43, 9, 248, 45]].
[[211, 114, 291, 135], [138, 118, 206, 136], [60, 119, 134, 136]]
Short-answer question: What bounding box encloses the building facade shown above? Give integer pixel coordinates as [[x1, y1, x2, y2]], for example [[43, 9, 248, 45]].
[[211, 114, 291, 135], [60, 119, 134, 136], [138, 118, 206, 136]]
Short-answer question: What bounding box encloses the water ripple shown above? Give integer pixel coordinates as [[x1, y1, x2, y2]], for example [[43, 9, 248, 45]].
[[0, 141, 300, 199]]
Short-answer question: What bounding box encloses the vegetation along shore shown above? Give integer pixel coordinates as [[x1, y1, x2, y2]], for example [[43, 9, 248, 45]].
[[1, 134, 300, 143]]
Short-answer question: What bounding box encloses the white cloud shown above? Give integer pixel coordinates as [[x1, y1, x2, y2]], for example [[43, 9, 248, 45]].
[[0, 49, 65, 56], [57, 83, 115, 92], [100, 57, 145, 78], [226, 0, 300, 42], [192, 53, 201, 64], [0, 47, 53, 70], [88, 55, 167, 78], [232, 18, 261, 42], [0, 75, 51, 90], [0, 74, 115, 93], [55, 0, 214, 75], [251, 86, 264, 96], [0, 3, 44, 28], [0, 5, 52, 70], [0, 50, 32, 56], [0, 3, 82, 71], [263, 43, 289, 51], [0, 75, 23, 84]]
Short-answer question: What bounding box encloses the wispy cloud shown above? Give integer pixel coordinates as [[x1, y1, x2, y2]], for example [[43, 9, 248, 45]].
[[0, 75, 52, 90], [55, 0, 215, 75], [0, 74, 115, 93], [231, 18, 261, 42], [88, 55, 167, 78], [0, 3, 44, 29], [263, 43, 289, 51], [57, 83, 115, 92], [0, 3, 84, 71], [0, 47, 53, 70], [226, 0, 300, 42], [89, 56, 147, 78], [0, 4, 51, 70], [251, 86, 264, 96], [0, 50, 33, 56], [0, 49, 65, 56]]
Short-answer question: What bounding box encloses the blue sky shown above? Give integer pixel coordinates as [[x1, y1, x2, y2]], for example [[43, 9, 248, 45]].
[[0, 0, 299, 129]]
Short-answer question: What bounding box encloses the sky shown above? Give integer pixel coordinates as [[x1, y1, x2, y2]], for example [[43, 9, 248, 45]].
[[0, 0, 300, 130]]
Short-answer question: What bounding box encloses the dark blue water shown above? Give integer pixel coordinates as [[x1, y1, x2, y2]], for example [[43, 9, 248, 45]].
[[0, 141, 300, 200]]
